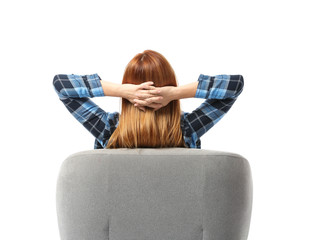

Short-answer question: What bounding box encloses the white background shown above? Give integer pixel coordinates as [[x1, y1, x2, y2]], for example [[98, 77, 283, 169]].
[[1, 0, 309, 239]]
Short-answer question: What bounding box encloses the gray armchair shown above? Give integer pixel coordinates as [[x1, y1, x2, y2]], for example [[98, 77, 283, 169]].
[[56, 148, 253, 240]]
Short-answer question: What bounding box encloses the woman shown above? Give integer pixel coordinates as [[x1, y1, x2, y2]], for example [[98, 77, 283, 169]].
[[53, 50, 244, 149]]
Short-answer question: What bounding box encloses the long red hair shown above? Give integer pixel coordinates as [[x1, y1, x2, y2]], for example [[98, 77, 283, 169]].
[[106, 50, 185, 148]]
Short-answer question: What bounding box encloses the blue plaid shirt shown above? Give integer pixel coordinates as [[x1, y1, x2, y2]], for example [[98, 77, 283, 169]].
[[53, 73, 244, 149]]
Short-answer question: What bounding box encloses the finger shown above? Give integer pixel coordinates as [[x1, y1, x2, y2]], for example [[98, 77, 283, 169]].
[[150, 88, 161, 94], [136, 90, 160, 99], [134, 105, 146, 112], [144, 96, 163, 104], [138, 106, 146, 112], [146, 103, 163, 109], [133, 102, 145, 112], [138, 81, 154, 89], [135, 102, 163, 111], [135, 101, 162, 109], [140, 89, 161, 95], [143, 85, 156, 90], [135, 96, 163, 104], [133, 98, 148, 106]]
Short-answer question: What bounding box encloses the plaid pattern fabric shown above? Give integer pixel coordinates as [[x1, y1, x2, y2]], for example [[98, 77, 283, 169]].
[[181, 74, 244, 148], [53, 73, 243, 149]]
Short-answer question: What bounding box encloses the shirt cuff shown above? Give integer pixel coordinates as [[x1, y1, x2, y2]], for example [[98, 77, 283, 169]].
[[88, 73, 105, 97], [194, 74, 213, 99]]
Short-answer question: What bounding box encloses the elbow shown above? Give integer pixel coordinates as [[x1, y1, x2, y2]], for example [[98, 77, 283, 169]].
[[238, 75, 244, 94], [53, 74, 59, 89], [233, 74, 244, 98], [53, 74, 66, 98]]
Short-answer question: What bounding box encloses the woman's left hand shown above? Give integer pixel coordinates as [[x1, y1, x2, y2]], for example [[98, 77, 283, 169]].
[[121, 81, 162, 111], [133, 86, 176, 111]]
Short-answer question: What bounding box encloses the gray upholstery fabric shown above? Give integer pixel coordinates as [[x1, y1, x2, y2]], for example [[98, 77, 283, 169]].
[[56, 148, 253, 240]]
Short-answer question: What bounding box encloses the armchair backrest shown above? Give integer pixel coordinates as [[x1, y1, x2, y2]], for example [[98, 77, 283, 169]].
[[56, 148, 253, 240]]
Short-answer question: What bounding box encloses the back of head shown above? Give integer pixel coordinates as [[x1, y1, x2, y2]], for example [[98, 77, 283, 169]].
[[106, 50, 185, 148]]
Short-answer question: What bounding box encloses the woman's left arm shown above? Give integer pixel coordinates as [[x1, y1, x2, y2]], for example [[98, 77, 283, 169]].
[[53, 73, 163, 142], [53, 73, 117, 143]]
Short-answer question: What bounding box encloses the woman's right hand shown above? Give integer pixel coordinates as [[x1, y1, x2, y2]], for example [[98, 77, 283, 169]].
[[132, 85, 176, 111], [121, 82, 163, 111]]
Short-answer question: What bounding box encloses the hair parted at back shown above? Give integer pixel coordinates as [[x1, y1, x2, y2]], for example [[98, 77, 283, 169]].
[[106, 49, 186, 148]]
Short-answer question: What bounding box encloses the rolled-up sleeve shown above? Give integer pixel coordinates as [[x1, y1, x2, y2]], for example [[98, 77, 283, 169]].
[[53, 73, 105, 99], [195, 74, 244, 100]]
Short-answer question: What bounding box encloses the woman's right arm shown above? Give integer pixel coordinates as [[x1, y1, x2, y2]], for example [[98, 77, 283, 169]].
[[179, 74, 244, 139], [185, 74, 244, 138], [133, 74, 244, 140], [132, 82, 198, 109], [145, 74, 243, 103]]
